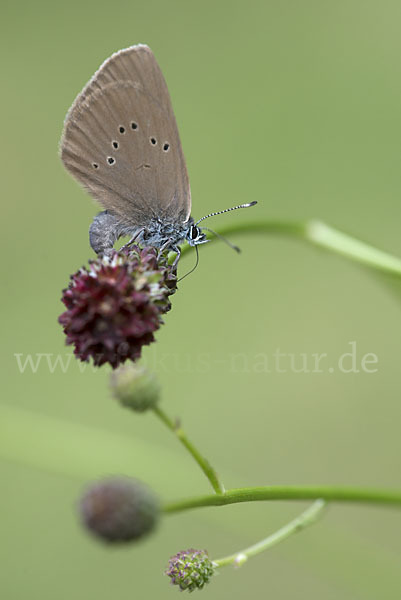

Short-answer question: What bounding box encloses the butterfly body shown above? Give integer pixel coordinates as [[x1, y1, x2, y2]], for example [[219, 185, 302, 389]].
[[60, 44, 255, 262], [60, 44, 195, 257]]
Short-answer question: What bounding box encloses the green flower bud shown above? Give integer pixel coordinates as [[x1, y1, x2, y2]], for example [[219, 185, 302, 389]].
[[111, 364, 160, 412], [79, 476, 160, 543], [165, 549, 215, 592]]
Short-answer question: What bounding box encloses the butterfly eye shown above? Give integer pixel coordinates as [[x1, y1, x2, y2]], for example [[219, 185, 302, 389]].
[[190, 226, 200, 240]]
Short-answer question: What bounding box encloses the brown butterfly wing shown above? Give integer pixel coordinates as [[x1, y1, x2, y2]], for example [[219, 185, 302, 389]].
[[60, 45, 191, 227]]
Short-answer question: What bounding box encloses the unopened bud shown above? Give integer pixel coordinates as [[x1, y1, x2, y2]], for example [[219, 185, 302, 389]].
[[79, 476, 159, 543], [111, 364, 160, 412], [166, 549, 215, 592]]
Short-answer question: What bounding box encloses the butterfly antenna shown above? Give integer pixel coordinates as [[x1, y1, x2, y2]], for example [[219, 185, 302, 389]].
[[201, 227, 241, 253], [177, 244, 200, 282], [195, 201, 257, 225]]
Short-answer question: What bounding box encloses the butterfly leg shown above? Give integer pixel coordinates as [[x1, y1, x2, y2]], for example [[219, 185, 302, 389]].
[[119, 227, 146, 252], [171, 245, 181, 268], [157, 241, 181, 267]]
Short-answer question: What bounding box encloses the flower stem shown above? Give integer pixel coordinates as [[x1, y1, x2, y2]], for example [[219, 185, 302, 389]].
[[214, 499, 326, 568], [152, 405, 225, 494], [163, 485, 401, 513], [181, 219, 401, 277]]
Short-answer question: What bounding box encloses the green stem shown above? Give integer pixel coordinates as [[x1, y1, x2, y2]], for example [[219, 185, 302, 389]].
[[152, 405, 224, 494], [163, 485, 401, 513], [214, 499, 326, 568], [181, 219, 401, 277]]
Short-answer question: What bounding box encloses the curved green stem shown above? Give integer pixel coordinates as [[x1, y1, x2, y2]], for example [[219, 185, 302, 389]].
[[181, 219, 401, 277], [152, 405, 224, 494], [163, 485, 401, 513], [214, 499, 326, 568]]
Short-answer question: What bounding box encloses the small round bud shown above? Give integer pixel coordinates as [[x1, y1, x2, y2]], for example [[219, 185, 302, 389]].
[[111, 365, 160, 412], [79, 476, 159, 543], [165, 549, 215, 592]]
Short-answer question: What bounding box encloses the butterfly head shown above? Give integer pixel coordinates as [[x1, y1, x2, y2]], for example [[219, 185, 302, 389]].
[[186, 224, 209, 247]]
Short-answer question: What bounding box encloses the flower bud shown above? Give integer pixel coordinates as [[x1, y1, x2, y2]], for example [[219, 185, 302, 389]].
[[79, 477, 159, 543], [111, 365, 160, 412], [165, 549, 215, 592]]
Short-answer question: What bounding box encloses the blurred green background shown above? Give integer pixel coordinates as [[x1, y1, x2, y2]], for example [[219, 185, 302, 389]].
[[1, 0, 401, 597]]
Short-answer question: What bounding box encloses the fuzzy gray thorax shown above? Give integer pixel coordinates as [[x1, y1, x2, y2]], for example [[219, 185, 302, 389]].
[[137, 216, 195, 247], [89, 210, 208, 257]]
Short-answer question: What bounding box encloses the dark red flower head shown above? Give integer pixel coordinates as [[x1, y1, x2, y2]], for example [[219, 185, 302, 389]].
[[59, 246, 177, 368]]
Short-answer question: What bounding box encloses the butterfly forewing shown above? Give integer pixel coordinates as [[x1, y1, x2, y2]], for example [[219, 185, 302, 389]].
[[60, 45, 191, 227]]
